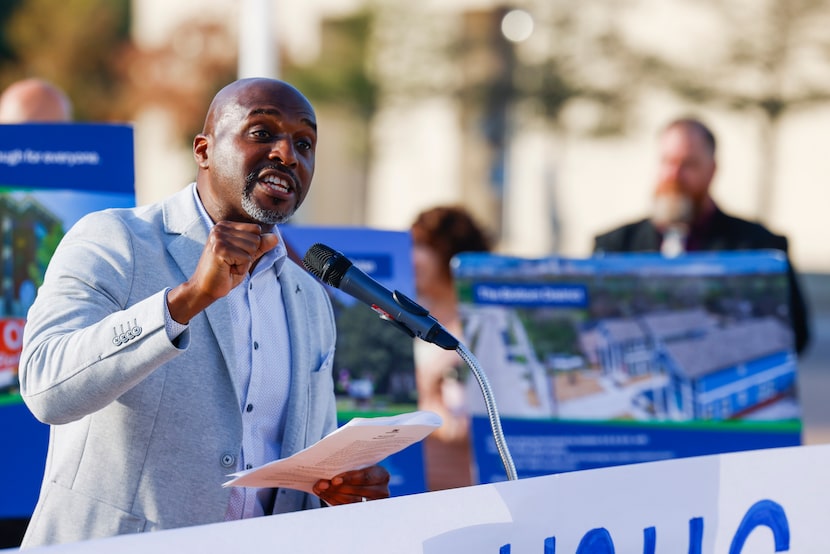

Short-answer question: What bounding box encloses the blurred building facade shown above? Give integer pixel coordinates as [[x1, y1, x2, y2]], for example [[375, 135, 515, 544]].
[[130, 0, 830, 273]]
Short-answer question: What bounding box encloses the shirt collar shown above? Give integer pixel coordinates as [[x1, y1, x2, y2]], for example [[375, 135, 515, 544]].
[[190, 183, 287, 277]]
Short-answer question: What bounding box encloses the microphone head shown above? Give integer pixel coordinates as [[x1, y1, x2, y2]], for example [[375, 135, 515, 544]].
[[303, 243, 352, 288]]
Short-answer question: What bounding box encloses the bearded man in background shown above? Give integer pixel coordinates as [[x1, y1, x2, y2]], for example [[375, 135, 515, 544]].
[[594, 117, 810, 355]]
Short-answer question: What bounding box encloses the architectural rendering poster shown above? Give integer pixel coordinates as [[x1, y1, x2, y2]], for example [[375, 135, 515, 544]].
[[280, 225, 425, 494], [0, 123, 135, 518], [455, 251, 802, 484]]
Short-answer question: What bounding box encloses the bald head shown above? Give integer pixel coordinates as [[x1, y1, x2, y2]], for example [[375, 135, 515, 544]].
[[0, 78, 73, 123], [201, 78, 314, 136]]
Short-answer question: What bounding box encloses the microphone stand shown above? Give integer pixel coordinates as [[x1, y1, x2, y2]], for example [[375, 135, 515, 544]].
[[455, 341, 518, 481]]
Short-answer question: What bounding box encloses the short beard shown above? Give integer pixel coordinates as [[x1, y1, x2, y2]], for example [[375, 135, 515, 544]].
[[242, 172, 295, 225], [651, 192, 692, 229]]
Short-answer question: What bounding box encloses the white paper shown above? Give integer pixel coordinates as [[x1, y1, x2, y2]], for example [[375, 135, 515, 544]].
[[223, 410, 442, 493]]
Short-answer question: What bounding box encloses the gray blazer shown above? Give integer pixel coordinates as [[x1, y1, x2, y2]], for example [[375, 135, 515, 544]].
[[18, 184, 337, 547]]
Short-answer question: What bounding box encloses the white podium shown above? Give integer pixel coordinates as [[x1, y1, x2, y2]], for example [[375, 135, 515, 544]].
[[15, 444, 829, 553]]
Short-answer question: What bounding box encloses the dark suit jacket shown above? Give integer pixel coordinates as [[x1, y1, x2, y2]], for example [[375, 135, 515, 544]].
[[594, 208, 810, 354]]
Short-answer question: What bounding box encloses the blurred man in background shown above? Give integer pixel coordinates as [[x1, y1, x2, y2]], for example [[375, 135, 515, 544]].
[[0, 77, 73, 123], [594, 117, 810, 355]]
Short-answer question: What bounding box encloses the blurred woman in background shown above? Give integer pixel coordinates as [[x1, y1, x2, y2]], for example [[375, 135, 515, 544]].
[[410, 206, 492, 490]]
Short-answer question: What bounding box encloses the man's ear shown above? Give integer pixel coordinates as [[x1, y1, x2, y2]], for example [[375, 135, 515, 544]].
[[193, 134, 209, 168]]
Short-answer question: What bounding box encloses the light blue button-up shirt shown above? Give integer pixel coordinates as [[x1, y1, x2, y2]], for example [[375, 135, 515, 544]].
[[165, 184, 292, 519]]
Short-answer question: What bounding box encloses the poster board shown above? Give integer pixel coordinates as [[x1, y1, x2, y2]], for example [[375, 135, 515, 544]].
[[0, 123, 135, 519], [279, 225, 425, 495], [453, 251, 801, 483]]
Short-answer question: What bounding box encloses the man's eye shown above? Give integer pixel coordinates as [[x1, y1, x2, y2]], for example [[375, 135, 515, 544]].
[[296, 139, 313, 152], [251, 129, 271, 139]]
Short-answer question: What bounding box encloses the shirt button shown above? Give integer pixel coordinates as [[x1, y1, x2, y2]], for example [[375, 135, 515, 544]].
[[249, 282, 253, 290], [220, 453, 236, 468], [246, 403, 253, 413], [246, 464, 253, 470], [253, 341, 259, 350]]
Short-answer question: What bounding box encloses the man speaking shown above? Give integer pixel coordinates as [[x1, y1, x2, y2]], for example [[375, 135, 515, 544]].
[[18, 78, 389, 547]]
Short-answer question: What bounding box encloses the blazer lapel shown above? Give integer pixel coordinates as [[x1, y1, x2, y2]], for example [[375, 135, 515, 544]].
[[278, 265, 312, 458], [162, 185, 239, 380]]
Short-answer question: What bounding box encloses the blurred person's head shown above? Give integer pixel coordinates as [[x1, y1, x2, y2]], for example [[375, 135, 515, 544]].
[[411, 206, 492, 298], [0, 78, 73, 123], [651, 118, 716, 228]]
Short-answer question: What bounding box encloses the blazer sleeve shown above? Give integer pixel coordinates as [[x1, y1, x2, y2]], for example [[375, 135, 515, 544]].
[[19, 211, 186, 425]]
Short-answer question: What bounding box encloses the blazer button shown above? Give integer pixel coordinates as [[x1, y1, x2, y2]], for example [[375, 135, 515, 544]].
[[221, 453, 236, 468]]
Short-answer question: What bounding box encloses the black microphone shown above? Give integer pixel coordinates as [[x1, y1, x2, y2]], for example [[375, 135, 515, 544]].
[[302, 243, 459, 350]]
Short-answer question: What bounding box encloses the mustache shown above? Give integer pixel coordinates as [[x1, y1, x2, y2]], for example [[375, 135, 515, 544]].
[[245, 164, 299, 190]]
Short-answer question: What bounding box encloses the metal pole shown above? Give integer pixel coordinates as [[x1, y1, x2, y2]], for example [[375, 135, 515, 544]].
[[238, 0, 279, 79]]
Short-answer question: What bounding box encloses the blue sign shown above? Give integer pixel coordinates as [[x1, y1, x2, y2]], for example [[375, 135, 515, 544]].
[[284, 226, 425, 497], [0, 123, 135, 523], [0, 123, 134, 192], [457, 251, 802, 488], [473, 283, 588, 307]]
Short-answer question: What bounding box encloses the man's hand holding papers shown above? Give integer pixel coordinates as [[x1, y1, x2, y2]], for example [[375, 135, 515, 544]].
[[223, 410, 442, 504]]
